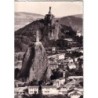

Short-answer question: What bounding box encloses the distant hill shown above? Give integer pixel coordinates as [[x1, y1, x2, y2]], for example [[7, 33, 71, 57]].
[[15, 12, 44, 31], [15, 13, 83, 52], [59, 14, 83, 33], [73, 14, 83, 18]]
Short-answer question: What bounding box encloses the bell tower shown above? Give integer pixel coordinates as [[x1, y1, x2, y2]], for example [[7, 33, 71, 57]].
[[48, 7, 51, 14]]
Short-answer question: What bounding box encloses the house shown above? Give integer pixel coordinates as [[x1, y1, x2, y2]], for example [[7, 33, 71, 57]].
[[48, 53, 65, 60], [68, 62, 77, 70], [28, 86, 67, 95], [49, 63, 58, 70], [76, 32, 82, 37], [28, 86, 58, 95], [66, 47, 80, 52], [52, 47, 56, 53], [58, 53, 65, 60], [66, 57, 73, 63], [58, 87, 67, 95], [42, 86, 58, 95], [28, 86, 39, 95], [15, 80, 25, 87], [68, 90, 83, 98], [67, 76, 83, 86], [53, 78, 65, 88], [15, 86, 28, 94], [67, 76, 83, 81], [64, 38, 73, 42]]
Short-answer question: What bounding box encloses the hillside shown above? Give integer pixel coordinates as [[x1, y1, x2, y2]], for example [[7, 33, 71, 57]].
[[15, 14, 83, 52], [59, 15, 83, 33], [15, 12, 44, 31]]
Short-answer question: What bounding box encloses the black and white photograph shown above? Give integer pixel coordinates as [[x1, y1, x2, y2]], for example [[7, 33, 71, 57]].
[[15, 0, 83, 2], [14, 1, 83, 98]]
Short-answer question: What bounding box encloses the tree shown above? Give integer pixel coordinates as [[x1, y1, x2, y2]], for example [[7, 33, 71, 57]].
[[56, 38, 68, 49], [50, 68, 63, 80], [15, 68, 20, 79], [60, 25, 76, 38]]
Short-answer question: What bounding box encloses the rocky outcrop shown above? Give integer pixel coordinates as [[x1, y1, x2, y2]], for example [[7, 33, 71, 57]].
[[19, 42, 48, 82]]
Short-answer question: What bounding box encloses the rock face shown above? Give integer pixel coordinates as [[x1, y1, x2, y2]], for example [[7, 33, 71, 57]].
[[19, 42, 48, 82], [29, 42, 48, 82]]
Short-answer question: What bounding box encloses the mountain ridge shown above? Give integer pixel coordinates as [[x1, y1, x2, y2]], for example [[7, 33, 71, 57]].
[[15, 12, 44, 31], [15, 12, 83, 52]]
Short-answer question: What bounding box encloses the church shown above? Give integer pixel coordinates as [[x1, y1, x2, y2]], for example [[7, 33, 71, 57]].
[[44, 7, 60, 41]]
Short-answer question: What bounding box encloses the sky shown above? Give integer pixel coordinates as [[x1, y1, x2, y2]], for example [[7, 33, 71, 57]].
[[15, 2, 83, 17]]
